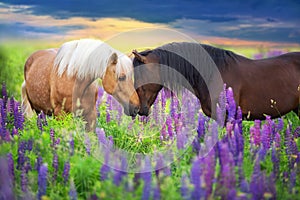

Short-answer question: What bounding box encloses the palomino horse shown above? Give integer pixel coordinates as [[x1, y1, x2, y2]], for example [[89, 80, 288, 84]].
[[22, 39, 140, 131], [132, 42, 300, 120]]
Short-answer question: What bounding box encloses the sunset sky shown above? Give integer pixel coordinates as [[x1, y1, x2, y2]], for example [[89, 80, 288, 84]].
[[0, 0, 299, 47]]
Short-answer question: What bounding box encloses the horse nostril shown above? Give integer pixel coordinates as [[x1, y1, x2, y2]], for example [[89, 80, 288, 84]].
[[134, 106, 139, 115], [143, 105, 148, 111]]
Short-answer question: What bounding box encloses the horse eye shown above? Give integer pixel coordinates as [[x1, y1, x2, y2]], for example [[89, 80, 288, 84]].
[[118, 75, 126, 81]]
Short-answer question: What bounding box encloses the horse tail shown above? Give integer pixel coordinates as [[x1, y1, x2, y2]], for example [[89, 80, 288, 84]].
[[24, 53, 34, 80], [21, 81, 35, 117]]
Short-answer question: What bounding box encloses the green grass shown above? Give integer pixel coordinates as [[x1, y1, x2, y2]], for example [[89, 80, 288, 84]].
[[1, 41, 299, 199]]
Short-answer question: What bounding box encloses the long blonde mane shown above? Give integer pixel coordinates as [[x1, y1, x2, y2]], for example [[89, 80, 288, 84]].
[[54, 39, 132, 80]]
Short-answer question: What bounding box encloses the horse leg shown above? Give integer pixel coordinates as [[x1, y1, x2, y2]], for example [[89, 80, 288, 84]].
[[21, 81, 35, 117], [72, 77, 97, 132]]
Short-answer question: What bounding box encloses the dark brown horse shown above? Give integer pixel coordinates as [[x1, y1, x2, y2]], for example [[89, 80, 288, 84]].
[[132, 42, 300, 120]]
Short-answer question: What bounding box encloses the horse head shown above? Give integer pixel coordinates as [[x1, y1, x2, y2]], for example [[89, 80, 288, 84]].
[[103, 52, 140, 117], [132, 50, 163, 116]]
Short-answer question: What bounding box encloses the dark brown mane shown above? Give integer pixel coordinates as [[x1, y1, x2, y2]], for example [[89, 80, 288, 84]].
[[133, 42, 238, 92]]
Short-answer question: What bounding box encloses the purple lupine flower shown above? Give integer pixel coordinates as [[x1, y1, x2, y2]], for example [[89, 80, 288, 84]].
[[7, 153, 15, 181], [37, 111, 47, 132], [152, 94, 160, 124], [237, 152, 245, 186], [141, 156, 152, 200], [276, 118, 284, 133], [226, 87, 236, 122], [55, 138, 60, 147], [261, 123, 271, 150], [7, 97, 15, 113], [127, 119, 135, 131], [202, 148, 216, 198], [23, 157, 32, 174], [21, 166, 28, 192], [62, 161, 70, 184], [181, 173, 190, 200], [258, 146, 267, 161], [190, 156, 205, 199], [50, 128, 55, 147], [70, 136, 74, 156], [274, 132, 281, 148], [69, 179, 77, 200], [197, 111, 206, 140], [235, 123, 244, 157], [289, 169, 297, 193], [52, 154, 58, 181], [155, 154, 163, 177], [286, 125, 298, 155], [116, 104, 123, 125], [250, 157, 264, 200], [250, 120, 261, 147], [17, 141, 26, 170], [265, 172, 276, 199], [113, 156, 127, 186], [160, 124, 167, 141], [216, 90, 226, 126], [240, 179, 249, 193], [294, 126, 300, 138], [84, 133, 91, 156], [96, 127, 107, 145], [271, 146, 280, 179], [227, 125, 238, 165], [210, 121, 219, 148], [177, 129, 187, 150], [166, 116, 173, 138], [106, 95, 112, 123], [13, 101, 24, 130], [37, 114, 43, 132], [160, 90, 166, 111], [100, 164, 111, 181], [26, 139, 33, 152], [227, 189, 236, 199], [96, 87, 104, 117], [3, 129, 11, 141], [0, 156, 15, 200], [170, 95, 179, 119], [236, 106, 243, 134], [38, 164, 48, 200], [41, 111, 48, 126], [216, 142, 236, 198]]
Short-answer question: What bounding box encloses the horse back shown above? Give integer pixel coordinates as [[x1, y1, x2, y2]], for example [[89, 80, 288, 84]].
[[24, 49, 57, 79]]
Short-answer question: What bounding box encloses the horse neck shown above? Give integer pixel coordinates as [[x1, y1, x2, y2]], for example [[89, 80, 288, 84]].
[[156, 50, 210, 106]]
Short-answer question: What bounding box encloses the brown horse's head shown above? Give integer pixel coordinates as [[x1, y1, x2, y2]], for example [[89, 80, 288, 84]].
[[102, 53, 140, 117], [132, 50, 163, 116]]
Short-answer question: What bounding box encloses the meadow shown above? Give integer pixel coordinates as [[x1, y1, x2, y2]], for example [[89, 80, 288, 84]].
[[0, 41, 299, 200]]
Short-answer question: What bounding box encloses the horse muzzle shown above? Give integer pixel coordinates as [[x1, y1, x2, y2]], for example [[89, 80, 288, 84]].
[[138, 105, 150, 116], [124, 104, 140, 117]]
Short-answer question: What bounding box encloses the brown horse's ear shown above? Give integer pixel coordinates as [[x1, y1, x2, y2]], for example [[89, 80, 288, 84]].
[[132, 49, 147, 63], [108, 52, 118, 65]]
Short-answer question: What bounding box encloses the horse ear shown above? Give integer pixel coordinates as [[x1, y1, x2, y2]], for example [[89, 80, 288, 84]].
[[108, 52, 118, 65], [132, 49, 147, 63]]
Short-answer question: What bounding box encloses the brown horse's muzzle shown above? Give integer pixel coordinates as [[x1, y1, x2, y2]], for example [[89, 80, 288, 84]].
[[138, 104, 151, 116]]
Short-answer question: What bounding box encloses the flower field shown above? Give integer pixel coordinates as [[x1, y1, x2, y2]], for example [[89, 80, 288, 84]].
[[0, 44, 299, 200]]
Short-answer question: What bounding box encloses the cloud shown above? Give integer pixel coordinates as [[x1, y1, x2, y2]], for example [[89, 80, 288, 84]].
[[0, 1, 299, 45]]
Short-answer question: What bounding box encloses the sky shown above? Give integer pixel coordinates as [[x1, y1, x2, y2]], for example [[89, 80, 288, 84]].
[[0, 0, 300, 47]]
